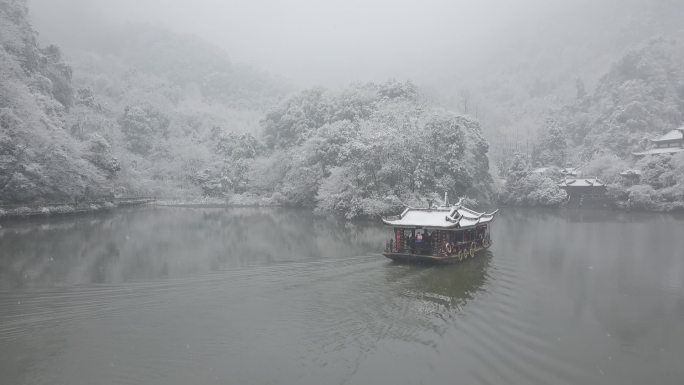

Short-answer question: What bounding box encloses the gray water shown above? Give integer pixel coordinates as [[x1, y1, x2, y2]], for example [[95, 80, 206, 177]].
[[1, 207, 683, 385]]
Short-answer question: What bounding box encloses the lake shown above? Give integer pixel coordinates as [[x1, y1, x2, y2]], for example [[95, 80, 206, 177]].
[[1, 206, 683, 385]]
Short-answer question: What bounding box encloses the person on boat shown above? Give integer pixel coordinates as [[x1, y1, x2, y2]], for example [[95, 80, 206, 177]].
[[416, 232, 425, 254], [408, 233, 415, 254]]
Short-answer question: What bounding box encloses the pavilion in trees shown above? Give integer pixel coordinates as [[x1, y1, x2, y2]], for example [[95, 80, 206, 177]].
[[633, 126, 684, 156], [558, 177, 608, 207]]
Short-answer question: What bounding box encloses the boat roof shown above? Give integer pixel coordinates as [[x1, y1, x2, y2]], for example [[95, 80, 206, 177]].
[[382, 199, 498, 229], [650, 129, 683, 143], [558, 178, 606, 187]]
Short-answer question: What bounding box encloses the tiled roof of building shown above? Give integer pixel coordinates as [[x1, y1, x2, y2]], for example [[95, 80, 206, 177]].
[[633, 147, 684, 156], [651, 129, 684, 143]]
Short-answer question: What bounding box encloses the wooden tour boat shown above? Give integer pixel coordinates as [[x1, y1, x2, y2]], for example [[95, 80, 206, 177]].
[[381, 198, 498, 263]]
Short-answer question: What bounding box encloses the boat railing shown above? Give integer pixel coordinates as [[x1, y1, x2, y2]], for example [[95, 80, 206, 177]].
[[386, 238, 489, 255]]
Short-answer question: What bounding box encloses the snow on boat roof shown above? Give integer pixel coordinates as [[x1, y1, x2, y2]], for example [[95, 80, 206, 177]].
[[382, 200, 498, 229], [650, 129, 683, 143], [558, 178, 606, 187], [633, 147, 684, 156]]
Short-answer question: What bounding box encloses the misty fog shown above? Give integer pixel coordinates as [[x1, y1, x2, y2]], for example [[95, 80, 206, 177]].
[[29, 0, 629, 86]]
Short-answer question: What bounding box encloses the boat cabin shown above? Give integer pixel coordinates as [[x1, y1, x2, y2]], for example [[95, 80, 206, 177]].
[[381, 200, 497, 263]]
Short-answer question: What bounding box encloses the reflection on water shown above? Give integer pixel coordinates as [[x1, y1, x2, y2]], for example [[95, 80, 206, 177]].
[[1, 207, 684, 385], [0, 207, 388, 288], [388, 252, 491, 311]]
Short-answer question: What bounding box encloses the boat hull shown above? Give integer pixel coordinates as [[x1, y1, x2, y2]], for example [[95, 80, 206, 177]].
[[382, 245, 490, 264]]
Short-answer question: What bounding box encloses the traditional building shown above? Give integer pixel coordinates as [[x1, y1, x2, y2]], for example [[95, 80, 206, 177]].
[[619, 169, 641, 186], [633, 126, 684, 156], [558, 178, 608, 207]]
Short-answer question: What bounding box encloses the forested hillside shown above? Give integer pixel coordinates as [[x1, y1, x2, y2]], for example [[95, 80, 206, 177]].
[[0, 0, 114, 203], [450, 0, 684, 171], [60, 23, 291, 198], [500, 39, 684, 211], [557, 39, 684, 158], [563, 39, 684, 211], [1, 0, 293, 205]]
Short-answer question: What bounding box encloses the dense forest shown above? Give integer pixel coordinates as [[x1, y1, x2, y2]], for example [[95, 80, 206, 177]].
[[233, 82, 492, 218]]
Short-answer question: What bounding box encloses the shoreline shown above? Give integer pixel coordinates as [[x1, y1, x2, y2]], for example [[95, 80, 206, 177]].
[[2, 197, 682, 223], [0, 198, 155, 221], [153, 196, 281, 209], [0, 197, 283, 221], [497, 201, 684, 213]]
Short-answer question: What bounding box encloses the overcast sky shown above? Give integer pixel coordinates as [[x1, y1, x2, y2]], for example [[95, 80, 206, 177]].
[[28, 0, 596, 86]]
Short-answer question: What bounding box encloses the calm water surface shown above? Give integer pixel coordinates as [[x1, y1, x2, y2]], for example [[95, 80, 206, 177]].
[[1, 207, 683, 385]]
